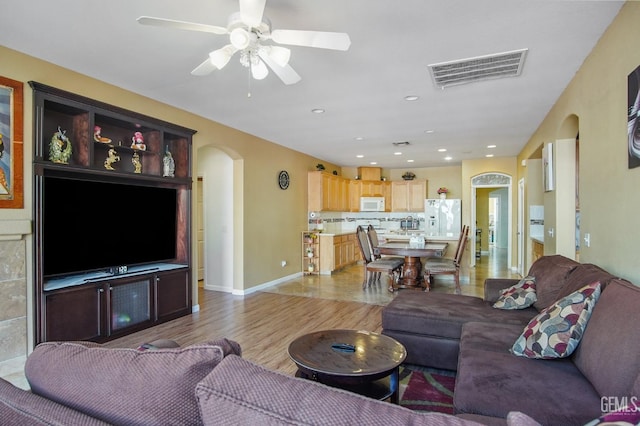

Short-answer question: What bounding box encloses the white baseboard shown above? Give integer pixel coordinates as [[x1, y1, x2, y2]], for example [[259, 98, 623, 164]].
[[231, 272, 303, 296]]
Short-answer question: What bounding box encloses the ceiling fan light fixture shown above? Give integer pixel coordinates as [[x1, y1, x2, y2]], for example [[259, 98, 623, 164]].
[[209, 45, 235, 69], [251, 59, 269, 80], [267, 45, 291, 67], [230, 27, 251, 50]]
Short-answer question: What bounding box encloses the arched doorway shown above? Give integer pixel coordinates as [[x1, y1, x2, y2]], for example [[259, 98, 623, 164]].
[[471, 173, 512, 270], [196, 146, 243, 293]]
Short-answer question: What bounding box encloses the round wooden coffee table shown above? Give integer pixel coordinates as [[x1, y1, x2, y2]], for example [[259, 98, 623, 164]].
[[288, 329, 407, 403]]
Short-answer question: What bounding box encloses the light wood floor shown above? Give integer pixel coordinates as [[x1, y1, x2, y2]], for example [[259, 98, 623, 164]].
[[4, 248, 517, 389], [102, 247, 519, 376]]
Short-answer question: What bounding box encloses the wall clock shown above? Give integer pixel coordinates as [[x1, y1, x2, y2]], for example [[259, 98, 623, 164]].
[[278, 170, 290, 190]]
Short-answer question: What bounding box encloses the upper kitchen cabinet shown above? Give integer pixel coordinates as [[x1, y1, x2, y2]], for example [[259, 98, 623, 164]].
[[391, 180, 427, 212], [348, 179, 362, 211], [308, 171, 348, 211], [360, 180, 391, 211]]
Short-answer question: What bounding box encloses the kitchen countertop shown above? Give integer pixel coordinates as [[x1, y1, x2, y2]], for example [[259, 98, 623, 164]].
[[312, 231, 356, 236], [381, 233, 460, 241]]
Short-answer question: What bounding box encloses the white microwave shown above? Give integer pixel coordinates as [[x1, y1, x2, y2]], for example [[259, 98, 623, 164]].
[[360, 197, 385, 212]]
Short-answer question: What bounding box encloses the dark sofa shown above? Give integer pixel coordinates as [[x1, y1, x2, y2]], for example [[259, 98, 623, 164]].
[[381, 255, 640, 425], [1, 339, 539, 425]]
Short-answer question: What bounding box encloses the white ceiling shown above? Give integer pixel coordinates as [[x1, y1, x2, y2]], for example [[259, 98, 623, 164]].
[[0, 0, 624, 168]]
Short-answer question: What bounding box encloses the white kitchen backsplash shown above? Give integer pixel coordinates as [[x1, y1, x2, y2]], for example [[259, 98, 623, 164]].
[[309, 212, 425, 234]]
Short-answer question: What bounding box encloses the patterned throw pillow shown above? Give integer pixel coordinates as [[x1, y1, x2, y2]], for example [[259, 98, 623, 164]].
[[493, 276, 537, 310], [511, 281, 601, 359]]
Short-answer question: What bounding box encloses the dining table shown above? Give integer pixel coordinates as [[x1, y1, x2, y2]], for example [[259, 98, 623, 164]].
[[374, 242, 448, 290]]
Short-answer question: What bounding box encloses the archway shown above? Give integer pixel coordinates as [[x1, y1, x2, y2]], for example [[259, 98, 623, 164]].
[[471, 173, 512, 270], [196, 146, 244, 293]]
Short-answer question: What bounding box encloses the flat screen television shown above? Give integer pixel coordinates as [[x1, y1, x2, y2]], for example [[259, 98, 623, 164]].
[[42, 176, 178, 278]]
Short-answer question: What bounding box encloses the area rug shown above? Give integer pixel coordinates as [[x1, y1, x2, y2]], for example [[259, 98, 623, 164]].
[[398, 364, 456, 414]]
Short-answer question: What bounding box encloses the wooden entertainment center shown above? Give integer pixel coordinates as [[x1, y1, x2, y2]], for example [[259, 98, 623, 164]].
[[31, 82, 195, 344]]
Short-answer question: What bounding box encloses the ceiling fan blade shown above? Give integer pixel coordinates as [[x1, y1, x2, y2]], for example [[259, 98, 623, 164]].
[[259, 50, 301, 85], [191, 58, 218, 76], [271, 30, 351, 51], [239, 0, 266, 28], [137, 16, 228, 35]]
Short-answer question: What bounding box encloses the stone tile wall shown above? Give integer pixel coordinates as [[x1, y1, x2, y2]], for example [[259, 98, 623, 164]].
[[0, 220, 30, 389], [0, 238, 27, 362]]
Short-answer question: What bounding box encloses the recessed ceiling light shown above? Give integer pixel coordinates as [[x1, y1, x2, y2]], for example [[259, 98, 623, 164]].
[[355, 136, 364, 141], [394, 152, 402, 156], [487, 144, 496, 149], [438, 148, 447, 152], [370, 161, 377, 165], [486, 154, 494, 158], [404, 95, 419, 101], [356, 154, 364, 158], [444, 156, 452, 161], [311, 108, 325, 114], [425, 130, 435, 134], [407, 159, 414, 163]]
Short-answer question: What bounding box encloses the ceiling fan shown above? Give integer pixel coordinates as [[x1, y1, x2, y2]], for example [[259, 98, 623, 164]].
[[137, 0, 351, 85]]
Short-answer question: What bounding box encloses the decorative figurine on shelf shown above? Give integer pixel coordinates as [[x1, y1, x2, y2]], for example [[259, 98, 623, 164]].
[[162, 147, 175, 177], [93, 125, 111, 143], [130, 131, 146, 151], [49, 126, 73, 164], [104, 146, 120, 170], [132, 151, 142, 173]]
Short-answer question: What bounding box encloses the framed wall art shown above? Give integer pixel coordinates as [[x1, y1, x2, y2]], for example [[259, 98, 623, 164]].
[[629, 65, 640, 169], [0, 76, 24, 208], [543, 142, 554, 192]]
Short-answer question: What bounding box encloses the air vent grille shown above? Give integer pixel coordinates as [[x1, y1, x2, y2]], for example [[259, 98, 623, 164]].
[[428, 48, 528, 88]]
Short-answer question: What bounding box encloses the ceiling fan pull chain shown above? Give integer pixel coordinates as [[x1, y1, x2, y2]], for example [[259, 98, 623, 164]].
[[247, 65, 252, 98]]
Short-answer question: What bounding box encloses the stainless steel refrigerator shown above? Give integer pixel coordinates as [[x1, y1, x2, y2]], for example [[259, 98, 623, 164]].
[[425, 199, 462, 237]]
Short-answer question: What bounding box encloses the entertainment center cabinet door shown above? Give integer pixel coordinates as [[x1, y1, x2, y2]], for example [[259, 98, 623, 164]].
[[155, 270, 191, 322], [44, 284, 105, 342]]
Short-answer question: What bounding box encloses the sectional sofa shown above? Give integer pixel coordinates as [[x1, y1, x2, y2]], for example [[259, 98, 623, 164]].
[[0, 339, 539, 425], [381, 255, 640, 425]]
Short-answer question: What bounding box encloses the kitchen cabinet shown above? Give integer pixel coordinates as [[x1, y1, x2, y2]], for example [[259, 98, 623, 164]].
[[349, 180, 390, 212], [360, 180, 391, 211], [391, 180, 427, 212], [358, 167, 382, 181], [348, 179, 362, 211], [308, 171, 349, 211], [319, 233, 358, 274]]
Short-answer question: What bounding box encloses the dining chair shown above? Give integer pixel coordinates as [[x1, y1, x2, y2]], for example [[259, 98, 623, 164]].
[[356, 226, 404, 290], [423, 225, 469, 294], [366, 225, 404, 263]]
